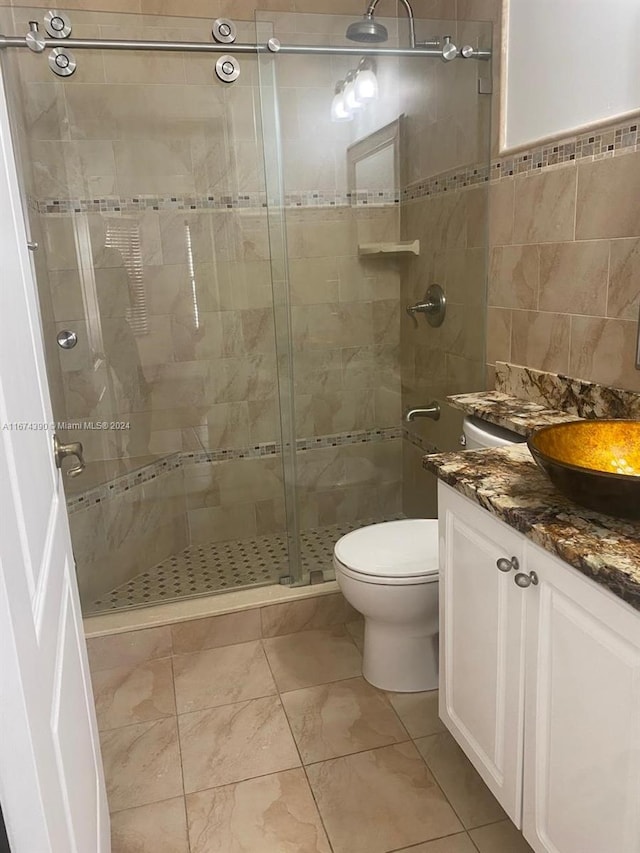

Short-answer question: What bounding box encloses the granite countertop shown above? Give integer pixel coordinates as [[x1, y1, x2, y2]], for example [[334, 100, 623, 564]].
[[447, 390, 579, 436], [425, 443, 640, 611]]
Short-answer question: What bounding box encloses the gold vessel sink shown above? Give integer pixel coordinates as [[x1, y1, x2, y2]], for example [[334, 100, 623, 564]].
[[527, 420, 640, 520]]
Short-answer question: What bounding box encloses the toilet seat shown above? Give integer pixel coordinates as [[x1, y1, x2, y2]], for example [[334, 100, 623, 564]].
[[334, 519, 439, 586]]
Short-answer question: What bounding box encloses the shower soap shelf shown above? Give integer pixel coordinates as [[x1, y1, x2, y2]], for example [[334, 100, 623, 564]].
[[358, 240, 420, 256]]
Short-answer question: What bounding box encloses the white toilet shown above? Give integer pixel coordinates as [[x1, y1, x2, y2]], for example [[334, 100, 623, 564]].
[[334, 415, 526, 692]]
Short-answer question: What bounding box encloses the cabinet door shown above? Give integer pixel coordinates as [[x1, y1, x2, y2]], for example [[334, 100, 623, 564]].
[[438, 484, 527, 825], [523, 543, 640, 853]]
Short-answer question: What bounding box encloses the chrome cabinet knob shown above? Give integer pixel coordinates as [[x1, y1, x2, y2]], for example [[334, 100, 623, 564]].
[[496, 556, 519, 573], [514, 571, 539, 588], [53, 434, 86, 478]]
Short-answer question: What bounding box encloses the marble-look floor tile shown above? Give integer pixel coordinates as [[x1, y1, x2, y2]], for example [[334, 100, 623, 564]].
[[92, 658, 176, 731], [263, 625, 362, 692], [186, 768, 331, 853], [110, 797, 189, 853], [260, 593, 347, 637], [306, 742, 463, 853], [281, 676, 408, 764], [173, 640, 276, 714], [386, 689, 445, 739], [345, 618, 364, 651], [416, 732, 506, 829], [394, 833, 477, 852], [170, 609, 262, 654], [100, 717, 183, 812], [87, 626, 172, 672], [178, 695, 300, 793], [469, 819, 535, 852]]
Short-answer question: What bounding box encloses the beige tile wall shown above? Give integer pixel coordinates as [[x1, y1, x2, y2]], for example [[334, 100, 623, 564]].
[[398, 8, 492, 514], [487, 140, 640, 394], [399, 184, 489, 513], [451, 0, 640, 393], [72, 430, 403, 606], [7, 9, 405, 458], [74, 466, 188, 604], [2, 4, 410, 595]]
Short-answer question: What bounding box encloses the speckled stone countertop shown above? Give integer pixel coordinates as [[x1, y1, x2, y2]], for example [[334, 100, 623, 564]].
[[425, 443, 640, 611], [448, 390, 578, 437]]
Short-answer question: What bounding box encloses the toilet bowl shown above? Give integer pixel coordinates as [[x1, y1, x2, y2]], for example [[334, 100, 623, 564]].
[[335, 519, 439, 692], [335, 415, 525, 693]]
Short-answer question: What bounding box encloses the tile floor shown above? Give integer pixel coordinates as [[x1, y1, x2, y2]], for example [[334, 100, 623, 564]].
[[95, 619, 534, 853], [88, 517, 402, 614]]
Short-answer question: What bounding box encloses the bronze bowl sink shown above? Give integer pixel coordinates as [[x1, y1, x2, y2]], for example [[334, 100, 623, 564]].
[[527, 420, 640, 520]]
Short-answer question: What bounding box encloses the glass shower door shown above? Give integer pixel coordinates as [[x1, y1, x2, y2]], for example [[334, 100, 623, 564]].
[[3, 6, 297, 612], [257, 11, 493, 575]]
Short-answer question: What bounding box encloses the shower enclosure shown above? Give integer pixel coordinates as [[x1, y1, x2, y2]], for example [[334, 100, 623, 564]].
[[0, 6, 492, 615]]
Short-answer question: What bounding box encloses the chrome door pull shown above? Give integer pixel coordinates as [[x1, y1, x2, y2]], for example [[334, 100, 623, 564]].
[[53, 434, 85, 478]]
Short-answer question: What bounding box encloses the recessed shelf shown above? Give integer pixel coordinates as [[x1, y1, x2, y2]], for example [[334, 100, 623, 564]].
[[358, 240, 420, 257]]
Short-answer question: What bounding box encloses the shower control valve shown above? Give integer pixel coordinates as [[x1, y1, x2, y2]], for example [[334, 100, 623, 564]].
[[406, 284, 446, 328]]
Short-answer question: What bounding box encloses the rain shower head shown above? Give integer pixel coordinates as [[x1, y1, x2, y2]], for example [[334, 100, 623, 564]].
[[346, 16, 389, 44], [346, 0, 415, 48]]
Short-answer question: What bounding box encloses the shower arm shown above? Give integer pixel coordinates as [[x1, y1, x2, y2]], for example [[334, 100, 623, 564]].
[[365, 0, 416, 48]]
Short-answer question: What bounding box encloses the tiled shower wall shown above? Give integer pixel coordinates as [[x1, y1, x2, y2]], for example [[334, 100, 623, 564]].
[[2, 1, 495, 605], [397, 13, 492, 513], [3, 6, 410, 602]]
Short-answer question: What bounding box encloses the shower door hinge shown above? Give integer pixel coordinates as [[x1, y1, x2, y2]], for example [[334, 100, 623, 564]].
[[478, 78, 493, 95]]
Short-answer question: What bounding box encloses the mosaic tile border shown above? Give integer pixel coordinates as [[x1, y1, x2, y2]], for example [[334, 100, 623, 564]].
[[27, 116, 640, 216], [402, 115, 640, 204], [490, 118, 639, 181], [66, 426, 403, 514], [36, 188, 400, 216], [65, 453, 183, 514], [402, 162, 490, 202]]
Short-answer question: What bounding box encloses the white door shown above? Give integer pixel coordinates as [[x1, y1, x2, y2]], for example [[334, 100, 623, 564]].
[[438, 484, 527, 825], [523, 543, 640, 853], [0, 66, 110, 852]]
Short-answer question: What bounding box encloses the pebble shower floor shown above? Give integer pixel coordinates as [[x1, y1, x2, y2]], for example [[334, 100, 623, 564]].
[[88, 516, 403, 614]]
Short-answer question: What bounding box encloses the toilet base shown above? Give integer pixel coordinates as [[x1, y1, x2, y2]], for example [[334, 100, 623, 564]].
[[361, 620, 439, 692]]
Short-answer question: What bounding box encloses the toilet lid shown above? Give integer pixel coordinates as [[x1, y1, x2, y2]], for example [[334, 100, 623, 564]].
[[334, 519, 439, 580]]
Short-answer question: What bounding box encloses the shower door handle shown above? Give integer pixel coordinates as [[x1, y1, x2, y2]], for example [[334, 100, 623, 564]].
[[53, 434, 86, 478]]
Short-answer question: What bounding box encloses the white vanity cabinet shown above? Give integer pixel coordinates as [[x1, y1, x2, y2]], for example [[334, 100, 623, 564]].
[[438, 483, 640, 853]]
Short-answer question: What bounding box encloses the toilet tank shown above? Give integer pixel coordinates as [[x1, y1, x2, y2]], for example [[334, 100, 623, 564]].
[[462, 415, 527, 449]]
